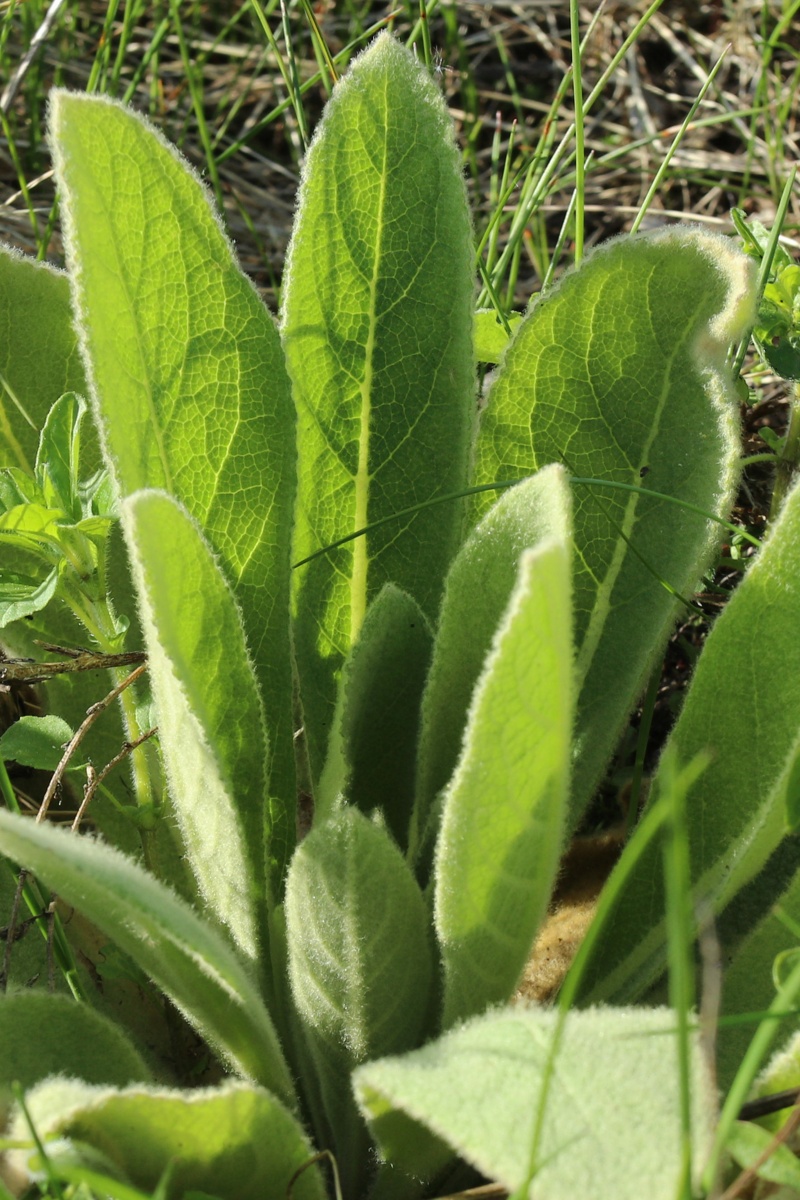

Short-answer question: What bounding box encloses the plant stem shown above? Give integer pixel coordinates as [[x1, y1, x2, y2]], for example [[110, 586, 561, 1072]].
[[770, 380, 800, 520]]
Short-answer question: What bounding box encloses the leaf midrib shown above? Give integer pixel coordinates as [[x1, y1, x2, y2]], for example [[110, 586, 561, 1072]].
[[350, 83, 389, 644]]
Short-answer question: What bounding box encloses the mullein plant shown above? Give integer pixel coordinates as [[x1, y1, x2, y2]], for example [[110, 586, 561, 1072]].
[[0, 31, 799, 1200]]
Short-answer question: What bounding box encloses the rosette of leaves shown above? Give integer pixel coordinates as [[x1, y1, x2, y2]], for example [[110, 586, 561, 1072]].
[[2, 30, 796, 1200]]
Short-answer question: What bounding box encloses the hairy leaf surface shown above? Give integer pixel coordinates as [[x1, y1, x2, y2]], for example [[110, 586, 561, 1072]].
[[435, 535, 572, 1028], [7, 1079, 323, 1200], [0, 811, 295, 1107], [123, 489, 269, 957], [282, 34, 475, 781], [355, 1006, 715, 1200], [578, 480, 800, 1004], [285, 807, 433, 1193], [50, 91, 297, 879], [472, 229, 755, 822]]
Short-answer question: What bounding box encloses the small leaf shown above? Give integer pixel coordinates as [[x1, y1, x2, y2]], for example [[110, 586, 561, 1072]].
[[354, 1005, 716, 1200], [726, 1120, 800, 1189], [317, 584, 433, 848], [285, 807, 433, 1194], [283, 33, 475, 783], [472, 229, 756, 825], [7, 1079, 324, 1200], [434, 534, 573, 1029], [123, 489, 270, 958], [0, 811, 296, 1108], [473, 309, 522, 363], [0, 715, 77, 771], [0, 566, 59, 626], [35, 393, 83, 518]]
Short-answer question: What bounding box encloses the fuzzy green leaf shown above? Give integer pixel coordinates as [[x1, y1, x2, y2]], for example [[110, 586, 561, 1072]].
[[0, 811, 296, 1108], [122, 490, 270, 958], [578, 479, 800, 1005], [472, 229, 755, 824], [7, 1079, 324, 1200], [434, 534, 573, 1029], [473, 309, 522, 363], [285, 807, 433, 1194], [50, 90, 297, 884], [354, 1006, 716, 1200], [0, 246, 87, 475], [0, 715, 77, 771], [414, 465, 572, 858], [282, 33, 475, 782], [0, 993, 151, 1098], [35, 393, 83, 518], [317, 584, 432, 848]]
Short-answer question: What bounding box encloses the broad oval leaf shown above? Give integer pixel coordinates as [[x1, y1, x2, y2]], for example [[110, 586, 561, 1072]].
[[50, 90, 297, 882], [0, 993, 152, 1099], [122, 489, 269, 960], [0, 811, 296, 1109], [472, 229, 756, 824], [285, 806, 433, 1194], [7, 1078, 324, 1200], [354, 1005, 716, 1200], [282, 33, 475, 782], [577, 479, 800, 1005], [434, 533, 573, 1030]]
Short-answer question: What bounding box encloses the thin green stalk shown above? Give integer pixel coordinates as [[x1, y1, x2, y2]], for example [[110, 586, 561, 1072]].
[[170, 0, 225, 214], [730, 166, 797, 379], [12, 1085, 65, 1200], [0, 110, 40, 249], [625, 660, 661, 840], [85, 0, 121, 94], [279, 0, 310, 151], [569, 0, 584, 265], [121, 16, 170, 104], [418, 0, 432, 70], [661, 748, 697, 1200], [703, 950, 800, 1194], [630, 47, 729, 235], [0, 758, 84, 1000], [770, 380, 800, 521], [298, 0, 338, 86]]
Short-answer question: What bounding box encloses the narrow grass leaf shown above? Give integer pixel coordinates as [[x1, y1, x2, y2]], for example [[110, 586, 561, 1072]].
[[726, 1120, 800, 1190], [6, 1079, 323, 1200], [49, 91, 297, 881], [122, 489, 269, 957], [471, 228, 755, 824], [0, 811, 296, 1107], [282, 33, 475, 781], [435, 533, 572, 1029], [317, 584, 432, 849], [285, 807, 433, 1195], [577, 479, 800, 1005], [0, 247, 87, 475], [354, 1006, 716, 1200], [414, 465, 571, 861]]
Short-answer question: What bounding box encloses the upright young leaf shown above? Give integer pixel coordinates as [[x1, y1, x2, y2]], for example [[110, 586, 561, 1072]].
[[50, 91, 297, 880], [316, 583, 433, 848], [0, 811, 296, 1109], [285, 807, 433, 1196], [413, 465, 572, 858], [434, 535, 573, 1029], [282, 33, 475, 781], [0, 246, 87, 474], [577, 480, 800, 1005], [7, 1079, 324, 1200], [354, 1005, 716, 1200], [472, 229, 755, 823], [122, 490, 269, 957]]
